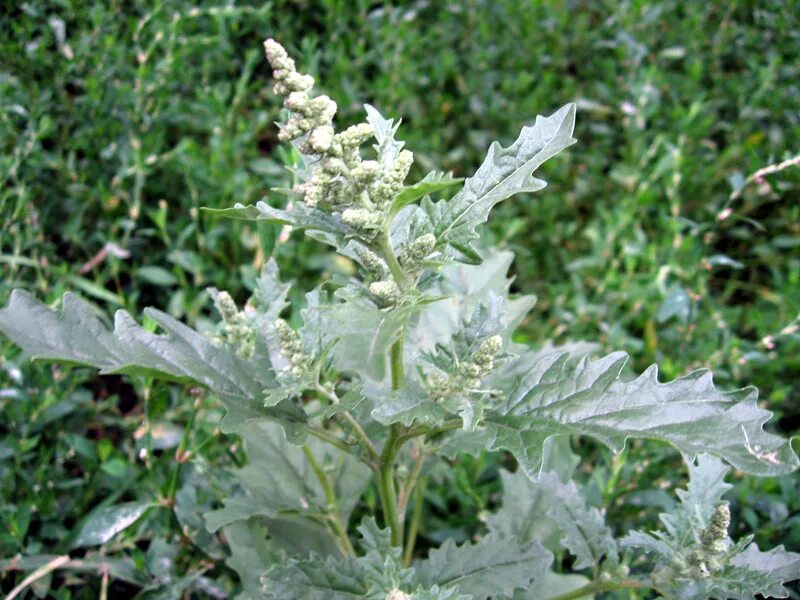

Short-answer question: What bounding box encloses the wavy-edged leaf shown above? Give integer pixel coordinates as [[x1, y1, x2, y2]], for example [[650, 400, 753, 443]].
[[725, 544, 800, 598], [487, 438, 603, 564], [370, 382, 448, 427], [365, 103, 404, 166], [204, 201, 355, 250], [483, 351, 798, 478], [546, 479, 618, 570], [0, 290, 306, 436], [410, 586, 471, 600], [660, 453, 732, 542], [622, 454, 799, 599], [204, 420, 369, 540], [307, 289, 439, 382], [420, 103, 576, 263], [415, 532, 552, 600], [223, 519, 277, 600], [261, 518, 411, 599], [263, 554, 370, 599]]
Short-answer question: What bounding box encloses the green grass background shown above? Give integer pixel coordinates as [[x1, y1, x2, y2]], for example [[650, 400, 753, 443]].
[[1, 1, 798, 597]]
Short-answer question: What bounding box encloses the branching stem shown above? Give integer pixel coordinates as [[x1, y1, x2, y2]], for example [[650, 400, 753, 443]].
[[402, 474, 427, 567], [302, 444, 355, 556]]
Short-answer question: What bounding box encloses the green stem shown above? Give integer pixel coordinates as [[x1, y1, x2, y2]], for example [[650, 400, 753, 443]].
[[379, 234, 411, 290], [379, 424, 403, 547], [402, 475, 427, 567], [400, 418, 462, 444], [302, 445, 355, 556], [315, 384, 379, 461], [390, 336, 405, 390], [547, 579, 650, 600], [308, 426, 362, 460], [399, 442, 426, 515]]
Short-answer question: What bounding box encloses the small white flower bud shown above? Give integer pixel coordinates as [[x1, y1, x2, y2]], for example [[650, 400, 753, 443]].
[[369, 280, 401, 308], [356, 249, 387, 276], [322, 158, 347, 175], [214, 291, 239, 324], [351, 160, 380, 187], [342, 208, 381, 232], [283, 72, 314, 93], [336, 123, 375, 147], [392, 150, 414, 182], [400, 232, 436, 267], [308, 125, 335, 153], [309, 95, 337, 122], [473, 335, 502, 367], [460, 362, 482, 378], [263, 39, 294, 72], [285, 91, 310, 114]]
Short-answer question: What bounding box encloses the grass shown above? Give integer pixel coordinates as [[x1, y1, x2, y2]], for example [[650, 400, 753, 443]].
[[1, 1, 798, 597]]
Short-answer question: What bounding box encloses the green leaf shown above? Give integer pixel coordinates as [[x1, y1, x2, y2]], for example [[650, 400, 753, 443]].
[[508, 571, 591, 600], [622, 454, 799, 599], [204, 201, 356, 251], [222, 519, 279, 600], [546, 478, 618, 570], [0, 290, 306, 437], [365, 103, 404, 166], [262, 554, 370, 599], [406, 251, 534, 357], [391, 171, 463, 215], [261, 518, 411, 599], [370, 382, 449, 428], [307, 289, 434, 381], [486, 438, 593, 557], [415, 532, 552, 599], [137, 266, 179, 287], [73, 501, 155, 547], [661, 453, 732, 541], [204, 420, 369, 540], [223, 519, 279, 600], [420, 103, 576, 263], [724, 544, 800, 598], [411, 586, 470, 600], [482, 351, 798, 479]]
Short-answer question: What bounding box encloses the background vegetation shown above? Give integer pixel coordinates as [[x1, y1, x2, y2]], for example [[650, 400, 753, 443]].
[[1, 1, 798, 597]]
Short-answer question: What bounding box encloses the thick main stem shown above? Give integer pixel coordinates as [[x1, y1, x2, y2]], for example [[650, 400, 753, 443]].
[[377, 333, 407, 547]]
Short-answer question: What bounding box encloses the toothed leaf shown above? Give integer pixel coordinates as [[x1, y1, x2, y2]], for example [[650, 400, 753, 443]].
[[420, 103, 576, 263], [0, 290, 306, 437], [482, 351, 798, 479], [415, 533, 552, 600]]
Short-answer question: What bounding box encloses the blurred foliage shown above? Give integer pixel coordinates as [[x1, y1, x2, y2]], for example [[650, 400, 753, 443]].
[[1, 0, 798, 597]]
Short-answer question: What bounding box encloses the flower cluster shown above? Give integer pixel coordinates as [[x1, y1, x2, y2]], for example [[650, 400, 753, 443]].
[[686, 504, 731, 578], [428, 335, 503, 400], [213, 291, 254, 359], [274, 318, 312, 378], [654, 503, 732, 586], [264, 39, 415, 240]]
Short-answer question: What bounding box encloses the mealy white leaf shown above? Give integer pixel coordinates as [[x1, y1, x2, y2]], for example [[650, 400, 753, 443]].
[[482, 351, 798, 479], [0, 290, 306, 437], [415, 532, 552, 600]]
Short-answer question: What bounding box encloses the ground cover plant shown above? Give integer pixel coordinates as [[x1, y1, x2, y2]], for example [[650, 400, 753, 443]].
[[2, 36, 800, 599]]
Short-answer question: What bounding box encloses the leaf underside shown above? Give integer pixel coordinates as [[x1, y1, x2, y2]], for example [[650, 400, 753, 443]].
[[0, 290, 306, 436]]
